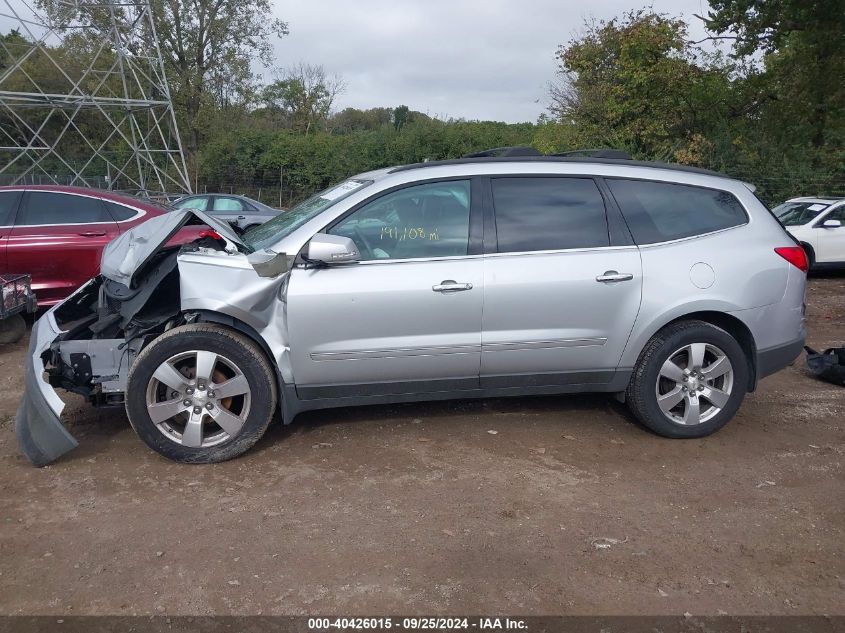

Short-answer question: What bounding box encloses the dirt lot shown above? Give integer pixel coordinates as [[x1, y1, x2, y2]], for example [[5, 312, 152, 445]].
[[0, 275, 843, 616]]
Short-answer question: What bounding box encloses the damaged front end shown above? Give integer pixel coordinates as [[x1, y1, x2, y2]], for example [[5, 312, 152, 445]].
[[16, 209, 251, 466]]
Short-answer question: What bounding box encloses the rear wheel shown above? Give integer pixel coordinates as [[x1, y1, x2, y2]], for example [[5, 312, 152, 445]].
[[625, 320, 748, 438], [125, 324, 277, 463]]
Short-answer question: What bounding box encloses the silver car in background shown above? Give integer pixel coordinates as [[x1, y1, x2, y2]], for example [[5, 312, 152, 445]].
[[172, 193, 281, 232], [17, 149, 807, 465]]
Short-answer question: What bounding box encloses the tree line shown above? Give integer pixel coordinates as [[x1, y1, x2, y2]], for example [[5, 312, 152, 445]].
[[1, 0, 843, 205]]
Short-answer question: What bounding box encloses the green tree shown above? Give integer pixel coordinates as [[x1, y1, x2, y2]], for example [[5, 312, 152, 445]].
[[261, 64, 344, 134], [550, 10, 735, 161], [392, 105, 410, 131], [150, 0, 288, 155], [707, 0, 845, 149]]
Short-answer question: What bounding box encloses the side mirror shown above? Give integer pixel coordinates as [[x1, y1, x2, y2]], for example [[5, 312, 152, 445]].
[[247, 249, 289, 278], [305, 234, 360, 265], [822, 219, 842, 228]]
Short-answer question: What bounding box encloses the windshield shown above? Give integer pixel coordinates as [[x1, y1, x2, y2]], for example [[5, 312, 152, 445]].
[[244, 179, 372, 251], [773, 201, 831, 226]]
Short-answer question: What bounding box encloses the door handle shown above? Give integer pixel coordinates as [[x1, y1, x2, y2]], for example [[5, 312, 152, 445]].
[[596, 270, 634, 283], [77, 230, 106, 237], [432, 280, 473, 293], [237, 215, 246, 219]]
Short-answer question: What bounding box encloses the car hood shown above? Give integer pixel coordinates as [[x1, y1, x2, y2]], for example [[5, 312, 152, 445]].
[[101, 208, 248, 287]]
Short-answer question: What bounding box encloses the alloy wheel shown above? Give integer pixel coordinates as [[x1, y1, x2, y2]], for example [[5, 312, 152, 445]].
[[144, 350, 252, 447], [655, 342, 734, 426]]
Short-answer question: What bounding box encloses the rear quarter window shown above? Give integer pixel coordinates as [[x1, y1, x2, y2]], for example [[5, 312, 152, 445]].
[[104, 201, 140, 221], [607, 179, 747, 245]]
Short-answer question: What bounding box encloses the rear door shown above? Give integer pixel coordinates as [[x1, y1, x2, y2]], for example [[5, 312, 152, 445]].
[[6, 191, 120, 305], [481, 176, 642, 388], [0, 190, 23, 273]]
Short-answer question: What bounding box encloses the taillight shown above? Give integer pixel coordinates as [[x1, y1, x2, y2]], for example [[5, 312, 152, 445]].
[[774, 246, 808, 273], [198, 229, 222, 240]]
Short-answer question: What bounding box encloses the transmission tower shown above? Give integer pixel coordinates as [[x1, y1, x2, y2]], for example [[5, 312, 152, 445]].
[[0, 0, 191, 195]]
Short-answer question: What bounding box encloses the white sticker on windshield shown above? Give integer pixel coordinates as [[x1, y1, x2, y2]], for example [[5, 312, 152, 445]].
[[808, 204, 826, 211], [320, 180, 364, 201]]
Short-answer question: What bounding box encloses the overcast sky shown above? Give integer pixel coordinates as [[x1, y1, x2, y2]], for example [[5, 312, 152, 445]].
[[271, 0, 715, 123]]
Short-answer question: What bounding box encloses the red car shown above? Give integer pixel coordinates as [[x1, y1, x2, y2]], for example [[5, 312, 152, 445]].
[[0, 185, 205, 306]]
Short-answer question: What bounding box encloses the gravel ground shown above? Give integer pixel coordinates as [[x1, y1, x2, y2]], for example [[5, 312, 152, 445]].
[[0, 274, 843, 616]]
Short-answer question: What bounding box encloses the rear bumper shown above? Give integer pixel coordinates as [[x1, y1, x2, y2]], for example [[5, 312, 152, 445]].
[[757, 336, 805, 380], [15, 311, 78, 467]]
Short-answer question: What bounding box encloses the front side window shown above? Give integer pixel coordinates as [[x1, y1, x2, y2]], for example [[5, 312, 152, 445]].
[[491, 177, 609, 252], [173, 196, 209, 211], [17, 192, 111, 225], [607, 179, 747, 244], [329, 180, 471, 260], [822, 206, 845, 224], [212, 197, 245, 212]]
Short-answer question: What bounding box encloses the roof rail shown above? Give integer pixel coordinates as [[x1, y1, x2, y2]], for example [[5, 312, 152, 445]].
[[554, 148, 632, 160], [388, 150, 729, 179], [463, 146, 542, 158]]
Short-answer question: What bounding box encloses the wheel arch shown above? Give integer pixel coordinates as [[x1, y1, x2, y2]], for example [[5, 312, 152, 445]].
[[661, 311, 758, 392], [190, 309, 293, 419], [799, 241, 816, 268]]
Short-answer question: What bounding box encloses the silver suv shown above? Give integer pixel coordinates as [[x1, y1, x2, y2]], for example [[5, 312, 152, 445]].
[[17, 149, 807, 465]]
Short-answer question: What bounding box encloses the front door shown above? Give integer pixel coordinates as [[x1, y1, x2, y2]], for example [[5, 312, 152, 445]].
[[815, 206, 845, 264], [210, 196, 249, 230], [6, 191, 120, 305], [287, 179, 484, 398], [481, 176, 643, 388]]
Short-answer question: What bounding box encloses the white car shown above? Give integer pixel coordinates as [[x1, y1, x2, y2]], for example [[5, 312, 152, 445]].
[[773, 197, 845, 269]]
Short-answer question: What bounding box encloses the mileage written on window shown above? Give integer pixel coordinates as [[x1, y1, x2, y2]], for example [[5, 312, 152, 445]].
[[379, 225, 441, 241], [330, 180, 470, 260]]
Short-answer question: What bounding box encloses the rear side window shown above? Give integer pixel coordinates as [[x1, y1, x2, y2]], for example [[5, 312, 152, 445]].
[[17, 192, 112, 225], [0, 191, 21, 225], [491, 177, 609, 252], [607, 179, 747, 244], [104, 201, 138, 221]]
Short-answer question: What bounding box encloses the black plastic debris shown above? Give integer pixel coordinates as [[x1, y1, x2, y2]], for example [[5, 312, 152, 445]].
[[804, 346, 845, 386]]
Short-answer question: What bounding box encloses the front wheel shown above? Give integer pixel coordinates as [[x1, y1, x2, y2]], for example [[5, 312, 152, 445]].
[[625, 320, 749, 438], [125, 324, 277, 463]]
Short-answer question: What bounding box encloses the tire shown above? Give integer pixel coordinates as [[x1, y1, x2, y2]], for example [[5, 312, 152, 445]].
[[0, 314, 26, 344], [625, 320, 749, 438], [125, 323, 277, 463]]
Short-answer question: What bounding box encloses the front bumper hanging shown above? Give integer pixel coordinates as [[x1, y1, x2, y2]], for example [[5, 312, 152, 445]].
[[15, 311, 78, 466]]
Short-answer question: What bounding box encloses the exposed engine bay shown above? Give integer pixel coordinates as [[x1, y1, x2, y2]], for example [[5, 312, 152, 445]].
[[46, 235, 228, 409]]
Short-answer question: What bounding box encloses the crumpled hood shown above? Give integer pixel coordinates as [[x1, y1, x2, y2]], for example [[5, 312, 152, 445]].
[[101, 208, 248, 287]]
